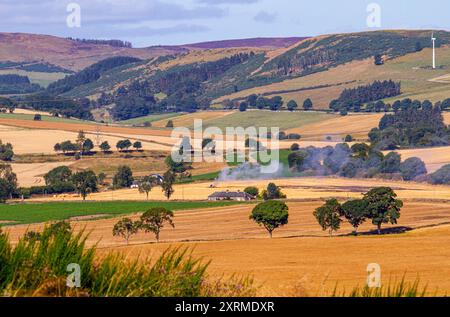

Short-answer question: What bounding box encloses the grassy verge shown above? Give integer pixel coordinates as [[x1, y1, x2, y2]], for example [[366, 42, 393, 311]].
[[0, 225, 256, 297], [0, 201, 244, 225], [176, 172, 221, 184]]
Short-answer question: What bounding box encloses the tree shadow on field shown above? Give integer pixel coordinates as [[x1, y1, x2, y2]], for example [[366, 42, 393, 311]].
[[346, 226, 413, 237]]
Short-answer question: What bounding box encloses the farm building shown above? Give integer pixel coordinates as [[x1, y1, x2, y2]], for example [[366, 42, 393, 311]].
[[208, 191, 255, 201]]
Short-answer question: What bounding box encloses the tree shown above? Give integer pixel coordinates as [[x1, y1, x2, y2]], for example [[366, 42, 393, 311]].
[[244, 186, 259, 197], [344, 135, 353, 142], [400, 157, 427, 181], [363, 187, 403, 234], [71, 170, 98, 200], [138, 176, 155, 200], [287, 100, 298, 111], [113, 165, 134, 189], [60, 140, 79, 155], [116, 139, 132, 152], [76, 130, 86, 156], [256, 97, 266, 110], [82, 138, 94, 154], [303, 98, 313, 111], [33, 114, 42, 121], [250, 201, 289, 238], [263, 183, 286, 200], [239, 102, 248, 112], [161, 170, 175, 200], [290, 143, 300, 151], [44, 166, 72, 186], [380, 152, 401, 174], [0, 140, 14, 161], [99, 141, 111, 153], [165, 155, 188, 174], [133, 141, 143, 151], [0, 164, 18, 202], [166, 120, 174, 128], [113, 218, 140, 245], [54, 143, 62, 153], [430, 164, 450, 185], [341, 199, 369, 234], [140, 207, 175, 242], [374, 54, 383, 65], [313, 199, 343, 237]]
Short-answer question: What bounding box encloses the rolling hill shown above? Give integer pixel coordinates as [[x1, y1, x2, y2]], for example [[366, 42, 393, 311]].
[[3, 30, 450, 121]]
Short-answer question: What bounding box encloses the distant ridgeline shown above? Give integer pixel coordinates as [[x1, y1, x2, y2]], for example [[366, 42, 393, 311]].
[[370, 98, 450, 150], [66, 37, 133, 48], [0, 74, 42, 94], [330, 80, 402, 112]]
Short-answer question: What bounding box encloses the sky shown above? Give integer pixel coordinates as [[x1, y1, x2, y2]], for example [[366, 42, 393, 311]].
[[0, 0, 449, 47]]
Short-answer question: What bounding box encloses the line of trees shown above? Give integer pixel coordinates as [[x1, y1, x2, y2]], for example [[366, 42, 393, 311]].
[[314, 187, 403, 236], [369, 99, 449, 150], [113, 207, 174, 244], [287, 143, 429, 181], [247, 186, 403, 238], [330, 80, 401, 113]]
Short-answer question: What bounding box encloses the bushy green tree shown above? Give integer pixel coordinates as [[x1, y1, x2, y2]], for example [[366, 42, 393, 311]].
[[113, 165, 134, 189], [140, 207, 175, 242], [250, 201, 289, 238], [287, 100, 298, 111], [71, 170, 98, 200], [44, 166, 72, 186], [0, 141, 14, 161], [400, 157, 427, 181], [363, 187, 403, 234], [161, 170, 175, 200], [113, 218, 140, 245], [314, 199, 343, 237], [99, 141, 111, 153], [341, 199, 369, 234], [244, 186, 259, 197], [303, 98, 313, 111]]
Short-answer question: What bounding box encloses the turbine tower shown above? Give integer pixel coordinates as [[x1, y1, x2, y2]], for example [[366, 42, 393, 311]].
[[432, 32, 437, 69]]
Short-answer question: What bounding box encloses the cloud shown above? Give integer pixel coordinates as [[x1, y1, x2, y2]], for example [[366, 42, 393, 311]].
[[254, 11, 277, 23], [0, 0, 226, 26]]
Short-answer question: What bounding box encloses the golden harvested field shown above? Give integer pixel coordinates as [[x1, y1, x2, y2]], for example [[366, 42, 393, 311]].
[[29, 177, 450, 202], [394, 146, 450, 173], [10, 162, 74, 187], [151, 111, 234, 128], [6, 201, 450, 296], [0, 125, 171, 154], [444, 112, 450, 124], [288, 113, 384, 141]]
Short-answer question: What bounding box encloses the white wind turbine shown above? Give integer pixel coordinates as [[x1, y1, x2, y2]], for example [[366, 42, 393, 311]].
[[432, 32, 437, 69]]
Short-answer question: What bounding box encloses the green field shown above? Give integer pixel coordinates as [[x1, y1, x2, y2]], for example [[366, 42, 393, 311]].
[[0, 69, 68, 88], [202, 110, 335, 131], [0, 113, 96, 125], [0, 201, 245, 225], [119, 113, 181, 126]]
